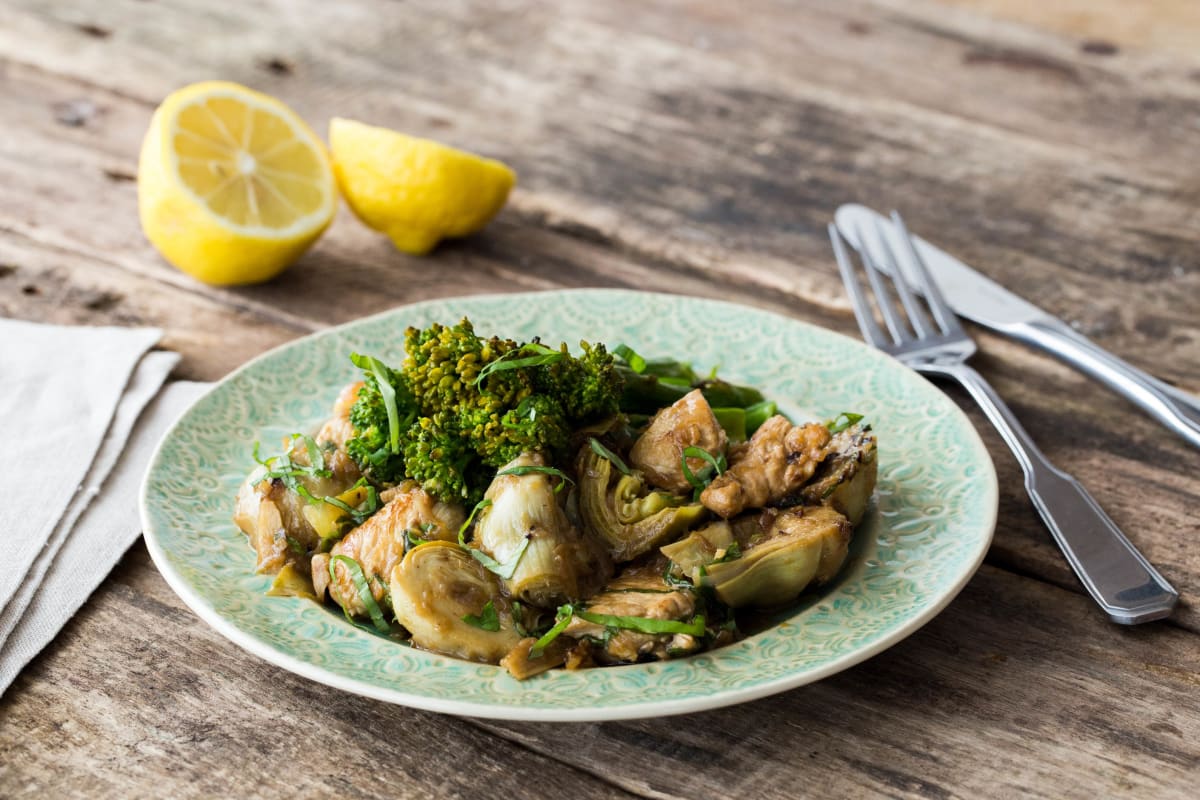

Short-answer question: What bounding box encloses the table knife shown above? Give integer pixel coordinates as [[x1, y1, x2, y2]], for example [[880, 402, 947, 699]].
[[835, 204, 1200, 450]]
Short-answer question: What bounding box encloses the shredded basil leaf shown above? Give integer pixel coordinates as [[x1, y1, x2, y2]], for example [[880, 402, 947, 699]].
[[468, 536, 530, 580], [588, 437, 631, 476], [456, 498, 529, 579], [462, 600, 501, 632], [350, 353, 402, 454], [529, 604, 576, 658], [680, 445, 726, 499], [300, 434, 326, 473], [316, 478, 380, 533], [614, 344, 646, 374], [496, 464, 574, 493], [826, 412, 865, 434], [474, 343, 564, 386], [511, 600, 530, 638], [403, 528, 430, 553], [713, 541, 742, 563], [576, 610, 707, 637], [458, 498, 492, 540], [329, 555, 390, 633], [252, 435, 335, 503], [662, 560, 694, 589]]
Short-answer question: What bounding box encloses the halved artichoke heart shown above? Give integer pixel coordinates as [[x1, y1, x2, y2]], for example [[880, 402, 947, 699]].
[[797, 424, 878, 526], [577, 445, 708, 563], [389, 541, 523, 663], [474, 453, 611, 608], [701, 505, 852, 608]]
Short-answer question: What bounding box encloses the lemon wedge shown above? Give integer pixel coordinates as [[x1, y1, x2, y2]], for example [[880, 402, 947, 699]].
[[138, 81, 336, 285], [329, 118, 515, 255]]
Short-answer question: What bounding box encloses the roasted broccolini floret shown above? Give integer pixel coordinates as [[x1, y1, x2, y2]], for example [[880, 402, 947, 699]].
[[344, 318, 623, 505]]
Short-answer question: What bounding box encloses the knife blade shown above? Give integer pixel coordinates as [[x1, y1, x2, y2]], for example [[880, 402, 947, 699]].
[[834, 203, 1200, 449]]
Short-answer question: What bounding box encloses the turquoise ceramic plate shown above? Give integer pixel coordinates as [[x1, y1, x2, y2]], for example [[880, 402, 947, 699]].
[[142, 289, 997, 721]]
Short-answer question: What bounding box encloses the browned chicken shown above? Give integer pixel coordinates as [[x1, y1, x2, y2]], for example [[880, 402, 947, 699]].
[[700, 416, 831, 518], [628, 389, 728, 492], [313, 381, 364, 479], [563, 556, 702, 664], [312, 481, 465, 617], [234, 451, 359, 574], [234, 385, 366, 574]]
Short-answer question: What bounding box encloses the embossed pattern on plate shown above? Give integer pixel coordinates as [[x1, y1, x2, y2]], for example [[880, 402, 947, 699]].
[[141, 289, 997, 720]]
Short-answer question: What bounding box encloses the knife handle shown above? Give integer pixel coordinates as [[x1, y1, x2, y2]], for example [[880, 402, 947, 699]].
[[931, 363, 1179, 625], [1013, 318, 1200, 449]]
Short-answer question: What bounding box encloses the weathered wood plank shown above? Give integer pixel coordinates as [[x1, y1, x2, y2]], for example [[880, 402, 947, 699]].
[[1, 548, 1195, 799], [0, 235, 303, 381], [1, 1, 1198, 375], [0, 51, 1196, 629], [480, 562, 1200, 800], [0, 0, 1198, 796], [936, 0, 1200, 57], [0, 545, 636, 800]]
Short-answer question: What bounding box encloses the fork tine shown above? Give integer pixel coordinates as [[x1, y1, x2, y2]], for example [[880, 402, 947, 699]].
[[871, 215, 934, 339], [828, 223, 889, 348], [855, 219, 911, 344], [889, 211, 963, 335]]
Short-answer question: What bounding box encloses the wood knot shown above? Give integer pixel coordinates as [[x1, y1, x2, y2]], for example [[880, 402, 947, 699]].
[[1080, 40, 1118, 56], [103, 167, 137, 183], [53, 98, 98, 127], [258, 57, 295, 76], [74, 22, 112, 39]]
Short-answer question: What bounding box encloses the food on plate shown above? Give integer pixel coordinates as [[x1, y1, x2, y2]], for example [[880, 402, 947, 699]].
[[329, 117, 516, 255], [234, 320, 877, 678], [137, 81, 337, 286]]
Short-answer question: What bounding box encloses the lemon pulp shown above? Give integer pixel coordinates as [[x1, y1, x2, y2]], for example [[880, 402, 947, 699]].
[[138, 81, 336, 285]]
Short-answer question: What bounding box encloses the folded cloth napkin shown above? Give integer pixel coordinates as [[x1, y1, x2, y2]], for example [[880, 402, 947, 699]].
[[0, 317, 210, 695]]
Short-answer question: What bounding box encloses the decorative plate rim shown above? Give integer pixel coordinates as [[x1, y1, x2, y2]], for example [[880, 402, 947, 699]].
[[141, 288, 998, 721]]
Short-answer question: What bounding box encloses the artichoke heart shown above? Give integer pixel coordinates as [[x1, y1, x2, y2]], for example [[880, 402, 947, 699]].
[[659, 520, 736, 576], [389, 541, 523, 663], [798, 424, 878, 526], [474, 453, 611, 608], [702, 505, 852, 608], [577, 445, 708, 563]]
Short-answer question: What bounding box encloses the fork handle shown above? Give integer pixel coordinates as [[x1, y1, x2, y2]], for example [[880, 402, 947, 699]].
[[1012, 318, 1200, 449], [925, 362, 1179, 624]]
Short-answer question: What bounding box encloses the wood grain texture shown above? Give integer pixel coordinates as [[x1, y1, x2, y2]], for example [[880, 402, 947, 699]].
[[0, 0, 1197, 796], [1, 548, 1196, 800]]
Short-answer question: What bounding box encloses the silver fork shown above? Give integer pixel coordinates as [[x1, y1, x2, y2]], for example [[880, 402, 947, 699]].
[[829, 212, 1178, 625]]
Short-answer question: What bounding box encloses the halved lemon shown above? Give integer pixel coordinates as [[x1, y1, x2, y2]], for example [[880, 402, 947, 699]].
[[329, 117, 515, 255], [138, 81, 336, 285]]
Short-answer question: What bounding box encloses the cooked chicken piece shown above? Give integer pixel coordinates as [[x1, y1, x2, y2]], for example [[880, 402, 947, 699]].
[[798, 424, 877, 525], [700, 416, 831, 518], [564, 556, 702, 664], [235, 386, 370, 574], [319, 481, 465, 617], [234, 460, 356, 575], [314, 381, 364, 480], [628, 389, 728, 493]]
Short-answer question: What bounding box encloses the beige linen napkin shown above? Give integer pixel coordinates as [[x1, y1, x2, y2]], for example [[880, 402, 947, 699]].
[[0, 317, 208, 694]]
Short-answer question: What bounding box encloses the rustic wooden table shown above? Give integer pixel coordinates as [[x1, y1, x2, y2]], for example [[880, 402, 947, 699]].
[[1, 1, 1197, 797]]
